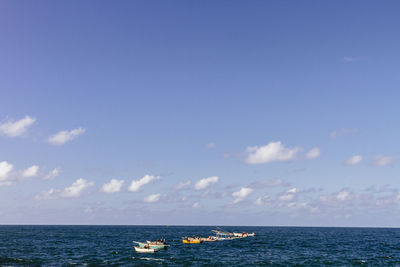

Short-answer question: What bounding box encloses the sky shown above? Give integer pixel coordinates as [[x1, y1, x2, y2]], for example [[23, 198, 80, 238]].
[[1, 0, 400, 226]]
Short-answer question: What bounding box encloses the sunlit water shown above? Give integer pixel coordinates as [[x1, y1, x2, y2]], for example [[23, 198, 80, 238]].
[[1, 225, 400, 266]]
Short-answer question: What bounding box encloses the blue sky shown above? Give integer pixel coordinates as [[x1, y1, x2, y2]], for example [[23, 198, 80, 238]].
[[1, 0, 400, 226]]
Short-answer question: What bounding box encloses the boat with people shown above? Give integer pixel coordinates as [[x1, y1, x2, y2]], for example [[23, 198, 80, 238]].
[[133, 239, 169, 250], [146, 239, 167, 245], [211, 230, 236, 240], [233, 232, 255, 238], [132, 230, 256, 253], [146, 239, 169, 249], [134, 245, 159, 253], [182, 237, 203, 244], [200, 236, 218, 242]]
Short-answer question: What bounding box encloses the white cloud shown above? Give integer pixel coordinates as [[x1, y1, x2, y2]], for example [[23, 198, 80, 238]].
[[255, 197, 263, 206], [232, 187, 254, 203], [318, 189, 357, 207], [279, 194, 295, 201], [35, 178, 94, 200], [279, 188, 297, 201], [48, 127, 86, 145], [257, 186, 400, 216], [260, 186, 400, 216], [372, 155, 395, 167], [60, 178, 94, 198], [0, 161, 13, 186], [175, 180, 191, 190], [35, 189, 58, 200], [44, 168, 60, 180], [245, 141, 300, 164], [0, 161, 13, 180], [0, 116, 36, 137], [194, 176, 219, 190], [336, 191, 352, 201], [192, 202, 200, 208], [22, 165, 39, 178], [306, 147, 321, 159], [344, 155, 362, 166], [144, 193, 161, 203], [128, 174, 160, 192], [287, 188, 297, 194], [100, 179, 124, 194], [0, 162, 42, 186], [206, 142, 215, 149], [255, 195, 270, 206]]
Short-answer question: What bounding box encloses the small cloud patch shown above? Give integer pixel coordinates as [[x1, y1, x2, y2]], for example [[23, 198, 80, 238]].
[[0, 161, 14, 186], [0, 116, 36, 137], [101, 179, 124, 194], [344, 155, 362, 166], [245, 141, 300, 164], [175, 180, 191, 190], [44, 168, 60, 180], [232, 187, 254, 203], [194, 176, 219, 190], [35, 178, 94, 200], [306, 147, 321, 159], [144, 193, 161, 203], [22, 165, 39, 178], [371, 155, 395, 167], [48, 128, 86, 145], [128, 175, 160, 192]]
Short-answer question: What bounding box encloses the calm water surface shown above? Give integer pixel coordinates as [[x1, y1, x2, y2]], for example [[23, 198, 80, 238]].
[[1, 226, 400, 266]]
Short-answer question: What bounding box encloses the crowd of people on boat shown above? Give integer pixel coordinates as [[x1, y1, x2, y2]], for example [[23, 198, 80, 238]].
[[134, 230, 255, 252], [153, 238, 167, 244]]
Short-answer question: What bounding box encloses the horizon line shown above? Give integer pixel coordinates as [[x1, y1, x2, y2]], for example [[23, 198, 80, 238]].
[[0, 224, 399, 229]]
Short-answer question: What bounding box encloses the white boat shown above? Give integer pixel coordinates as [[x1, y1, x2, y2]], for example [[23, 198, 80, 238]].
[[233, 232, 255, 238], [133, 240, 168, 249], [211, 230, 235, 240], [134, 246, 158, 253], [146, 240, 169, 249]]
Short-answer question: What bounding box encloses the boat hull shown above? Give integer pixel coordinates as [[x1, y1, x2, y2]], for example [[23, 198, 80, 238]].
[[134, 246, 158, 253], [182, 239, 203, 244], [200, 238, 217, 242], [214, 237, 235, 241]]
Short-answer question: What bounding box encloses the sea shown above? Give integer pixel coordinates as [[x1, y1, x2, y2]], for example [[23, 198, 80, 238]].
[[1, 225, 400, 266]]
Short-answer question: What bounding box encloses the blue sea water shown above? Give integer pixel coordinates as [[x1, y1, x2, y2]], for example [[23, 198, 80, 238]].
[[1, 225, 400, 266]]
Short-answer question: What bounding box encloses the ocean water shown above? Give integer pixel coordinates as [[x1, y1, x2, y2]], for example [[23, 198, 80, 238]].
[[1, 226, 400, 266]]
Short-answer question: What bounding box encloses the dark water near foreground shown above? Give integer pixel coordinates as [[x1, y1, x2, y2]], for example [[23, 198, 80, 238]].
[[1, 226, 400, 266]]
